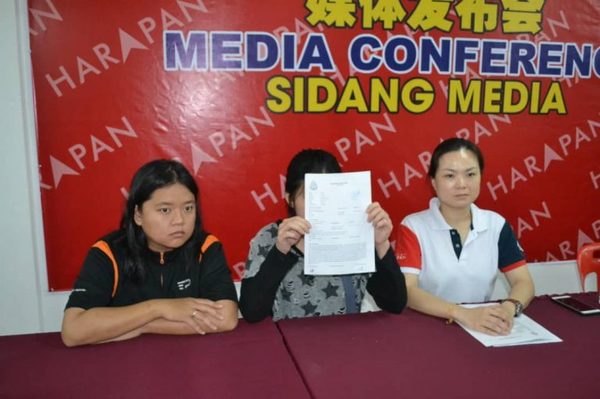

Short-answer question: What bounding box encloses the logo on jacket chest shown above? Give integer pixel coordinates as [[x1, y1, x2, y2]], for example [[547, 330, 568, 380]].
[[177, 278, 191, 290]]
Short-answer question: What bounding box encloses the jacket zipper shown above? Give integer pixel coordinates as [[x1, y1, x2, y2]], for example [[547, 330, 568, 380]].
[[159, 252, 165, 287]]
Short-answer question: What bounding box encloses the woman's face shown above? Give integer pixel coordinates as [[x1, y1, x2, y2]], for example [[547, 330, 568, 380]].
[[431, 148, 481, 211], [134, 183, 196, 252]]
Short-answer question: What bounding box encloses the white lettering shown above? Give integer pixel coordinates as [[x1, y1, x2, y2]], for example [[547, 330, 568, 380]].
[[377, 171, 401, 199], [92, 43, 120, 70], [45, 66, 76, 97], [68, 144, 86, 170], [29, 0, 62, 33], [591, 170, 600, 190], [251, 183, 278, 211], [90, 135, 114, 161], [138, 17, 157, 44], [486, 175, 508, 201], [209, 132, 226, 157]]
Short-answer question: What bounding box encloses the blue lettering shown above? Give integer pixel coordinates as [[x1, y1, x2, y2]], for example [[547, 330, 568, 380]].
[[420, 37, 451, 74], [246, 33, 279, 71], [595, 48, 600, 78], [211, 32, 243, 70], [564, 43, 592, 78], [454, 39, 480, 74], [538, 43, 564, 77], [508, 41, 536, 76], [480, 40, 507, 75], [384, 36, 417, 73], [348, 34, 382, 73], [163, 31, 207, 71], [297, 34, 335, 72], [282, 33, 297, 71]]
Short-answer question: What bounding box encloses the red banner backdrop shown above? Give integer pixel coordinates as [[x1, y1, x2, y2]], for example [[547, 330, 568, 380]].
[[28, 0, 600, 291]]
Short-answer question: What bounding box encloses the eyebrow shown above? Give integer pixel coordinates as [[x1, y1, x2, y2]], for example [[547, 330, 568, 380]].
[[440, 166, 478, 172], [155, 200, 195, 206]]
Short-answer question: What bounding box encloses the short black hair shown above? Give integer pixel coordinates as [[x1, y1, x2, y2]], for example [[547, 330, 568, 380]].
[[285, 149, 341, 215], [428, 138, 484, 178]]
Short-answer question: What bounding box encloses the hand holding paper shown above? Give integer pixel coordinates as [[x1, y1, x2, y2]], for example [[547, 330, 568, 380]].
[[275, 216, 311, 254], [365, 202, 393, 258]]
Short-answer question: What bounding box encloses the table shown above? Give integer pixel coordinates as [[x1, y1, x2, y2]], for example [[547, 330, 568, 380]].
[[0, 320, 310, 399], [277, 294, 600, 399], [2, 295, 598, 398]]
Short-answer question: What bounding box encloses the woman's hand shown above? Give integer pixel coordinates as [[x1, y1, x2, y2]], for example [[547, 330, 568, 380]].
[[366, 202, 393, 257], [155, 298, 225, 335], [455, 304, 513, 336], [275, 216, 311, 254]]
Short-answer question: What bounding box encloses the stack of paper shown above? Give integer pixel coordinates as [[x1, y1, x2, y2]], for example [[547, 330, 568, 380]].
[[457, 304, 562, 347]]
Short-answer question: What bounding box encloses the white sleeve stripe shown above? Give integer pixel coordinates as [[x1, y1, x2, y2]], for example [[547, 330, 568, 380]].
[[400, 267, 420, 275]]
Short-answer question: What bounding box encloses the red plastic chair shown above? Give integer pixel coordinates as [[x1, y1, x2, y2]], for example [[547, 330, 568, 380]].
[[577, 242, 600, 292]]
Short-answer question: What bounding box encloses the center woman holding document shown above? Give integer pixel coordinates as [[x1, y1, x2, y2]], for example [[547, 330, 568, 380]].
[[239, 149, 407, 322]]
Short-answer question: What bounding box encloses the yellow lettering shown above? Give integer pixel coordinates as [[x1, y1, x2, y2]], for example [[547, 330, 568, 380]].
[[293, 76, 305, 112], [337, 77, 369, 112], [370, 78, 399, 113], [402, 78, 435, 114], [539, 81, 567, 114], [530, 81, 540, 114], [307, 77, 337, 112], [448, 79, 481, 113], [502, 81, 528, 114], [265, 76, 291, 113], [482, 80, 502, 113]]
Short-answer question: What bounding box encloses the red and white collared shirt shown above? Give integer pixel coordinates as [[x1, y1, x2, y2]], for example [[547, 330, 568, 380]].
[[395, 198, 526, 304]]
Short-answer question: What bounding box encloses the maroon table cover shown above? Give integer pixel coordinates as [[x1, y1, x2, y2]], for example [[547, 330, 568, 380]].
[[0, 320, 310, 399], [277, 294, 600, 399]]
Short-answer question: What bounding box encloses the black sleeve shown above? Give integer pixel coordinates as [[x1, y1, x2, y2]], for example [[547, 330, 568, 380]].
[[366, 247, 407, 314], [65, 248, 115, 310], [198, 242, 238, 303], [498, 221, 526, 271], [239, 246, 298, 323]]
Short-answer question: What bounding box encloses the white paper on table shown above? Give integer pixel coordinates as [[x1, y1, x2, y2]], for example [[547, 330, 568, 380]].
[[457, 303, 562, 347], [304, 171, 375, 276]]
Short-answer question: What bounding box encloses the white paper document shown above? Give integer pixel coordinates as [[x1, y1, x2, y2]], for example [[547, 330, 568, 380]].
[[457, 304, 562, 347], [304, 171, 375, 275]]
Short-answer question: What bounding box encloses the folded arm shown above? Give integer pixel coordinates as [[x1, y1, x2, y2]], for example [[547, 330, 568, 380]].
[[62, 297, 236, 347]]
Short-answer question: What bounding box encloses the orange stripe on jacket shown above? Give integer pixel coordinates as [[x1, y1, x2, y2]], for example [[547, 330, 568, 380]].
[[199, 234, 219, 261], [92, 240, 119, 298]]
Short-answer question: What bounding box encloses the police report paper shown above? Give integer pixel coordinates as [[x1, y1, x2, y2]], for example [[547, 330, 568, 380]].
[[457, 304, 562, 347], [304, 171, 375, 275]]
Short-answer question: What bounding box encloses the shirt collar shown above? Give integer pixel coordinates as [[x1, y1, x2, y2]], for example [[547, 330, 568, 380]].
[[427, 197, 488, 233]]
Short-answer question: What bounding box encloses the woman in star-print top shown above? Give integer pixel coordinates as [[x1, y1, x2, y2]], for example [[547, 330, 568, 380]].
[[239, 149, 407, 322]]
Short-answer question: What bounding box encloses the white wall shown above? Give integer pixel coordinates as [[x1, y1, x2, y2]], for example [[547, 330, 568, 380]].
[[0, 0, 70, 336], [0, 1, 591, 337]]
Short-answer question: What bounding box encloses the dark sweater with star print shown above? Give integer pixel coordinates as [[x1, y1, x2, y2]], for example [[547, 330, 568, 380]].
[[239, 222, 407, 322]]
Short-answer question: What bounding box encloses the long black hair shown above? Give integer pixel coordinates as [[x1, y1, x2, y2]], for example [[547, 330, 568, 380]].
[[120, 159, 202, 282], [285, 149, 341, 216], [428, 138, 484, 178]]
